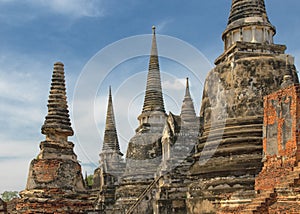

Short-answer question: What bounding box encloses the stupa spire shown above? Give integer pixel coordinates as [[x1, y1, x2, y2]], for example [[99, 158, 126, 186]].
[[180, 78, 196, 122], [41, 62, 73, 138], [184, 77, 191, 98], [18, 62, 89, 213], [142, 26, 165, 113], [222, 0, 276, 50], [102, 86, 122, 155], [227, 0, 270, 25]]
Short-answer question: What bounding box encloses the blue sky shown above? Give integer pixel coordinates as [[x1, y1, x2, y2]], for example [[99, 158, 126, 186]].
[[0, 0, 299, 192]]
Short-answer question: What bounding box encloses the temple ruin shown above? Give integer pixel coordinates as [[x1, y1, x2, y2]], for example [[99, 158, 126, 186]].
[[6, 0, 300, 213]]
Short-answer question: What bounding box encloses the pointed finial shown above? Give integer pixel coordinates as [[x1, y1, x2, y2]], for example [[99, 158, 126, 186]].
[[141, 26, 165, 113], [186, 78, 189, 89], [102, 86, 123, 155], [109, 85, 112, 97], [181, 77, 196, 122], [150, 26, 158, 56], [105, 86, 115, 131], [185, 77, 191, 98], [152, 26, 156, 34]]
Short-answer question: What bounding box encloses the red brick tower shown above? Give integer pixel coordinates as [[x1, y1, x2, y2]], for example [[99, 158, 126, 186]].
[[16, 62, 93, 213]]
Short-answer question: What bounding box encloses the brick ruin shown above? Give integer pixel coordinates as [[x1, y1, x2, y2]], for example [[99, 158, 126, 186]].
[[15, 62, 94, 213], [244, 83, 300, 213], [7, 0, 300, 213]]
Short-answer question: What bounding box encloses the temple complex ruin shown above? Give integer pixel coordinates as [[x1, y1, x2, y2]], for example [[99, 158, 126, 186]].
[[6, 0, 300, 213]]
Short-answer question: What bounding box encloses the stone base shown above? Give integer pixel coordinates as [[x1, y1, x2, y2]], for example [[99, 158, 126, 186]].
[[16, 189, 94, 214], [26, 158, 85, 191]]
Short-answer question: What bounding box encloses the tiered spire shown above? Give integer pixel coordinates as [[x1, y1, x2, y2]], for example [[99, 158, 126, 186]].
[[142, 26, 165, 113], [227, 0, 270, 26], [41, 62, 73, 137], [19, 62, 89, 213], [180, 78, 196, 122], [222, 0, 276, 50], [102, 86, 122, 155]]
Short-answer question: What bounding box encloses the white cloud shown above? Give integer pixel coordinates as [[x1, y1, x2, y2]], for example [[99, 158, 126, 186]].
[[0, 0, 105, 19], [29, 0, 105, 18], [0, 135, 40, 193], [0, 52, 51, 192], [0, 53, 49, 127], [162, 78, 186, 91], [0, 72, 45, 104], [0, 159, 30, 192], [0, 138, 38, 160]]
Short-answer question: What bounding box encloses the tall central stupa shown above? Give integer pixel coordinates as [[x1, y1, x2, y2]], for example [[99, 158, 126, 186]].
[[187, 0, 299, 212], [113, 26, 167, 213]]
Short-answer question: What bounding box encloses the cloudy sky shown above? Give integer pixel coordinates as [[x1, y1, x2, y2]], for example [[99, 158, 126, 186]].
[[0, 0, 299, 192]]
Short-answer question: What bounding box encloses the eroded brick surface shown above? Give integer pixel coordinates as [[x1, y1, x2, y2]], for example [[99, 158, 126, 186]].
[[32, 159, 60, 183], [256, 85, 300, 191], [241, 84, 300, 213]]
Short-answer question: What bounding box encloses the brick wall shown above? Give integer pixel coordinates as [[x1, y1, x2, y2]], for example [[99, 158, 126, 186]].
[[32, 159, 61, 183], [255, 84, 300, 191]]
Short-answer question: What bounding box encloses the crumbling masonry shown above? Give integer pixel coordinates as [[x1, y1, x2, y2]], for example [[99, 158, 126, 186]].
[[9, 0, 300, 213]]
